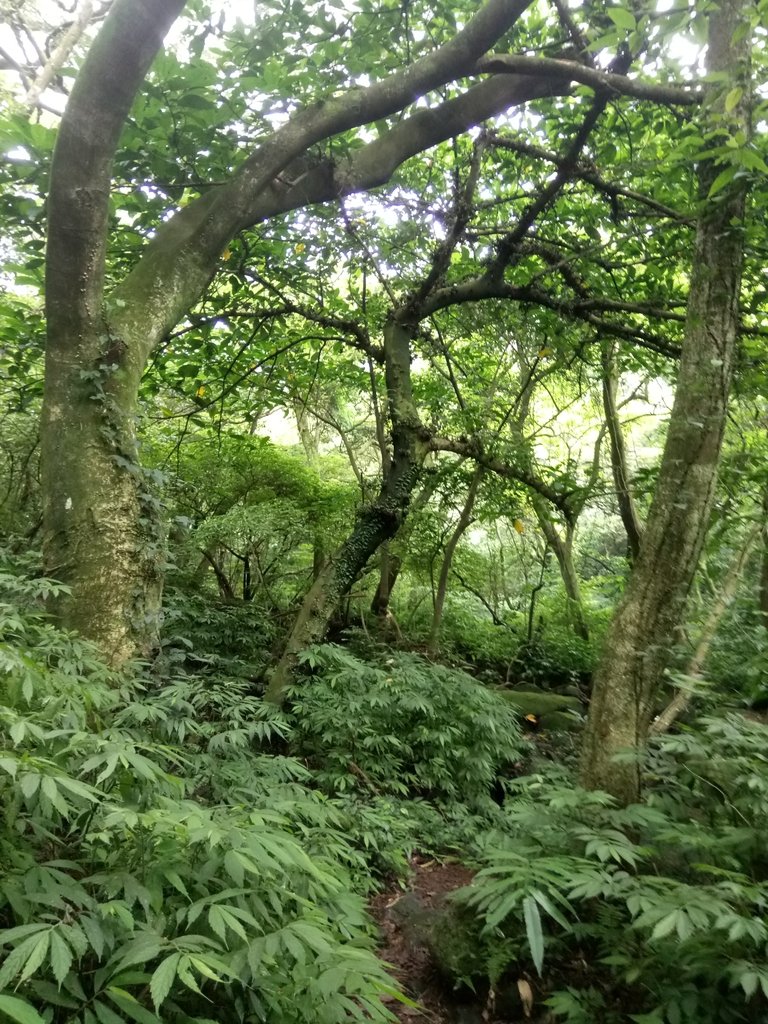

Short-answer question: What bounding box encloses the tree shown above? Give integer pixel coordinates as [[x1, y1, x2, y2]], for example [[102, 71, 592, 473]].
[[40, 0, 575, 665], [580, 0, 754, 803]]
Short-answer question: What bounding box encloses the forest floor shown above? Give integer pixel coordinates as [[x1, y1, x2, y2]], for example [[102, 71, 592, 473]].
[[371, 857, 481, 1024]]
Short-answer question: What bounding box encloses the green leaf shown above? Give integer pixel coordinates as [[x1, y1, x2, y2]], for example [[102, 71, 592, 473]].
[[606, 7, 636, 31], [724, 87, 742, 113], [106, 989, 163, 1024], [0, 995, 47, 1024], [651, 911, 679, 940], [708, 165, 737, 198], [523, 895, 544, 976], [150, 952, 181, 1011], [92, 1000, 124, 1024], [49, 929, 74, 987]]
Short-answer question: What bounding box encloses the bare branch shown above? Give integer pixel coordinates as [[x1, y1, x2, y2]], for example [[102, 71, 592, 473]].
[[477, 53, 702, 105]]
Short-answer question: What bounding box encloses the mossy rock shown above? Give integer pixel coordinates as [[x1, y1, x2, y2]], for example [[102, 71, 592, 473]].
[[495, 688, 582, 730], [390, 894, 487, 982]]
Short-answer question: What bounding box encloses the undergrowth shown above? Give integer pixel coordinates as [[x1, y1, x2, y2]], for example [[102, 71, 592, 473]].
[[0, 570, 403, 1024], [3, 560, 768, 1024], [454, 718, 768, 1022]]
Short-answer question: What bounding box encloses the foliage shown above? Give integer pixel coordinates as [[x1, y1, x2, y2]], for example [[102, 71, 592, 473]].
[[0, 567, 404, 1024], [289, 644, 525, 809], [454, 715, 768, 1022]]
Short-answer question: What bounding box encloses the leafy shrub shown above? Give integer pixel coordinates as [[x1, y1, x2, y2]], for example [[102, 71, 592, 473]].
[[0, 569, 403, 1024], [289, 645, 525, 810], [453, 716, 768, 1022]]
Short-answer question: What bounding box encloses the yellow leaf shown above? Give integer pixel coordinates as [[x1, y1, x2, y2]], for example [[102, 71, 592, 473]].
[[513, 519, 525, 534], [517, 978, 534, 1017]]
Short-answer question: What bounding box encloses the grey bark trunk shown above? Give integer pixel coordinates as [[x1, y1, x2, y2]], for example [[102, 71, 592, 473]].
[[41, 0, 183, 665], [580, 0, 751, 804], [601, 342, 643, 563]]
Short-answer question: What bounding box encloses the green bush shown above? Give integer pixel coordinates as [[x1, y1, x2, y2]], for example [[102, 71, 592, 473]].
[[290, 645, 525, 809], [453, 716, 768, 1023], [0, 569, 403, 1024]]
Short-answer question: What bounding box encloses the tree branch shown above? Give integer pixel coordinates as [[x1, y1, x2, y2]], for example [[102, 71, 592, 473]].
[[477, 54, 702, 105]]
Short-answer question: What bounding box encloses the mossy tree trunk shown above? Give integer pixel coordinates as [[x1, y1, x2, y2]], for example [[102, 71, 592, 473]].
[[266, 320, 428, 702], [41, 0, 184, 664], [580, 0, 752, 804]]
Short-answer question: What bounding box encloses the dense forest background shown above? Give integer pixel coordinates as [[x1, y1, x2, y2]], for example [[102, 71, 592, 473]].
[[1, 0, 768, 1021]]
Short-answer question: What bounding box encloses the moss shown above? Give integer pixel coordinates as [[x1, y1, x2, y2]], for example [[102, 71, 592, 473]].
[[495, 688, 582, 730]]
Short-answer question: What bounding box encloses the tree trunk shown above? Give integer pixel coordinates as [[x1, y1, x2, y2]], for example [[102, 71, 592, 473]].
[[759, 486, 768, 633], [580, 0, 751, 804], [37, 0, 560, 665], [531, 495, 589, 642], [601, 342, 643, 563], [41, 0, 183, 665], [266, 320, 427, 702], [371, 471, 441, 617], [427, 468, 483, 655]]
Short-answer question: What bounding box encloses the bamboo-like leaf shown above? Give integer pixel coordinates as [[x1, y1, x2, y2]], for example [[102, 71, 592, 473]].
[[523, 896, 544, 976], [0, 994, 47, 1024]]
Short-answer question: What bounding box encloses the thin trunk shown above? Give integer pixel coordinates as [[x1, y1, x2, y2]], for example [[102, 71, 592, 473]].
[[760, 486, 768, 633], [371, 546, 401, 616], [267, 320, 427, 703], [427, 468, 483, 656], [531, 495, 589, 642], [580, 0, 751, 804], [650, 520, 761, 735], [370, 471, 441, 617], [601, 342, 643, 563], [24, 0, 96, 111], [295, 401, 326, 581]]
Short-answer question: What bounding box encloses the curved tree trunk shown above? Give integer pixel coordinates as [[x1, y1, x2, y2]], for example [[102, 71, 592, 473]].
[[39, 0, 549, 666], [41, 0, 184, 664], [531, 494, 589, 642], [371, 471, 441, 617], [580, 0, 751, 804]]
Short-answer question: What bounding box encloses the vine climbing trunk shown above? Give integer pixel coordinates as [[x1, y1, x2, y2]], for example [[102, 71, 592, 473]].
[[580, 0, 752, 804]]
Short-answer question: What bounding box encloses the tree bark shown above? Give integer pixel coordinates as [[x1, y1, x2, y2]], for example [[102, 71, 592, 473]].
[[759, 486, 768, 633], [370, 471, 441, 617], [580, 0, 751, 804], [41, 0, 184, 664], [266, 320, 428, 703], [531, 494, 589, 642], [601, 342, 643, 563], [428, 468, 483, 656]]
